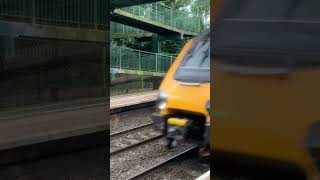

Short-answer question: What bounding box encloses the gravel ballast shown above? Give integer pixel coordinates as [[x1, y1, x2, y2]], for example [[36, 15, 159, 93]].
[[111, 125, 161, 153], [110, 138, 196, 180], [110, 106, 155, 134]]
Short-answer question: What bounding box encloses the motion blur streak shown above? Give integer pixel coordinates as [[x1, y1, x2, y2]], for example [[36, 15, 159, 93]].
[[212, 0, 320, 179]]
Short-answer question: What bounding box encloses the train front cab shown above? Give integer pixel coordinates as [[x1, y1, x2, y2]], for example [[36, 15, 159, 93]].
[[152, 31, 210, 155], [212, 0, 320, 179]]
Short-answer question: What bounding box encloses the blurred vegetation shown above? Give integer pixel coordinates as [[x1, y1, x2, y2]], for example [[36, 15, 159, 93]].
[[163, 0, 210, 29], [111, 38, 152, 52], [160, 39, 189, 54], [111, 0, 209, 54]]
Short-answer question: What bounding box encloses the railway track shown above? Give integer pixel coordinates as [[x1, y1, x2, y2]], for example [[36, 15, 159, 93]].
[[110, 122, 153, 137], [110, 106, 207, 180], [110, 123, 162, 155], [128, 145, 199, 180], [110, 120, 199, 180]]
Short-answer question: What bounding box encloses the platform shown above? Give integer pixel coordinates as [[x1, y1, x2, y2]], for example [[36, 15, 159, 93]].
[[110, 90, 158, 114], [0, 91, 158, 164], [0, 97, 108, 164]]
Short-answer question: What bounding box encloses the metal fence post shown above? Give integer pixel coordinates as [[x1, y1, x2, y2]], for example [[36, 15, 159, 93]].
[[32, 0, 36, 25], [139, 51, 141, 71], [155, 54, 158, 72], [77, 0, 81, 28], [119, 48, 122, 69], [94, 0, 98, 29], [141, 76, 144, 90], [102, 45, 107, 95], [155, 3, 158, 21], [170, 9, 173, 26]]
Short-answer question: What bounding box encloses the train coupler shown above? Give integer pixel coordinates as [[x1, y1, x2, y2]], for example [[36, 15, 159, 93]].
[[165, 118, 189, 149], [198, 124, 210, 158]]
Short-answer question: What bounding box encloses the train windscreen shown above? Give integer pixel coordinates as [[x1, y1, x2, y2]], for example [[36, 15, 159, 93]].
[[175, 32, 210, 83], [213, 0, 320, 69]]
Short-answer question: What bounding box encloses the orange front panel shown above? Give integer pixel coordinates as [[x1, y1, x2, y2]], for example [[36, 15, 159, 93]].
[[159, 39, 210, 117], [212, 65, 320, 178]]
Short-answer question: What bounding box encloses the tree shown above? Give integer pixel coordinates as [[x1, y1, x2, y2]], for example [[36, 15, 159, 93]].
[[163, 0, 193, 9], [163, 0, 210, 29]]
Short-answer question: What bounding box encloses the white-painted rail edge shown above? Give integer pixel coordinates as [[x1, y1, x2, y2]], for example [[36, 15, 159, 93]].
[[195, 171, 210, 180], [110, 90, 159, 109]]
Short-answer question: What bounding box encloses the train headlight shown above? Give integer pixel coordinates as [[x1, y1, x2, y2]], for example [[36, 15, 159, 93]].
[[157, 91, 168, 110], [159, 91, 168, 101], [158, 101, 167, 110], [206, 100, 210, 114]]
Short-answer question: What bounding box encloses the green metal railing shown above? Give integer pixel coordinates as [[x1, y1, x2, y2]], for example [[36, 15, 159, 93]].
[[111, 46, 176, 74], [120, 2, 202, 33], [0, 0, 107, 30], [111, 22, 150, 35]]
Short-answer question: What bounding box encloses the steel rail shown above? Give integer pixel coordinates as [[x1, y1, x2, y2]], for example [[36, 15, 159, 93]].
[[111, 135, 162, 156], [128, 145, 198, 180], [110, 122, 154, 138]]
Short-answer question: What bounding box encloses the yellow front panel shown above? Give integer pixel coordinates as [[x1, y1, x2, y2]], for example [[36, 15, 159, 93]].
[[212, 64, 320, 177], [159, 40, 210, 118]]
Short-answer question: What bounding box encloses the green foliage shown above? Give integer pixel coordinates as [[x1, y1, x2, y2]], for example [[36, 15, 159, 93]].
[[112, 0, 209, 54], [111, 38, 152, 52], [160, 39, 189, 54], [163, 0, 193, 9], [163, 0, 210, 28]]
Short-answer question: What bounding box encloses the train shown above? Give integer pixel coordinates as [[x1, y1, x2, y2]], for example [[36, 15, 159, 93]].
[[152, 31, 210, 157], [213, 0, 320, 179]]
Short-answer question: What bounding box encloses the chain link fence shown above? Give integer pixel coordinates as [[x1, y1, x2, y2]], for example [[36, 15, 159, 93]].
[[111, 45, 175, 74], [0, 36, 107, 110], [111, 22, 149, 35], [121, 2, 202, 33], [110, 45, 171, 96], [0, 0, 108, 30]]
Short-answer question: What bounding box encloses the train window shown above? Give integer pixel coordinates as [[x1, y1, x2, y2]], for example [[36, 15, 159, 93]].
[[213, 0, 320, 69], [221, 0, 292, 20], [292, 1, 320, 20], [175, 33, 210, 83], [221, 0, 320, 20]]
